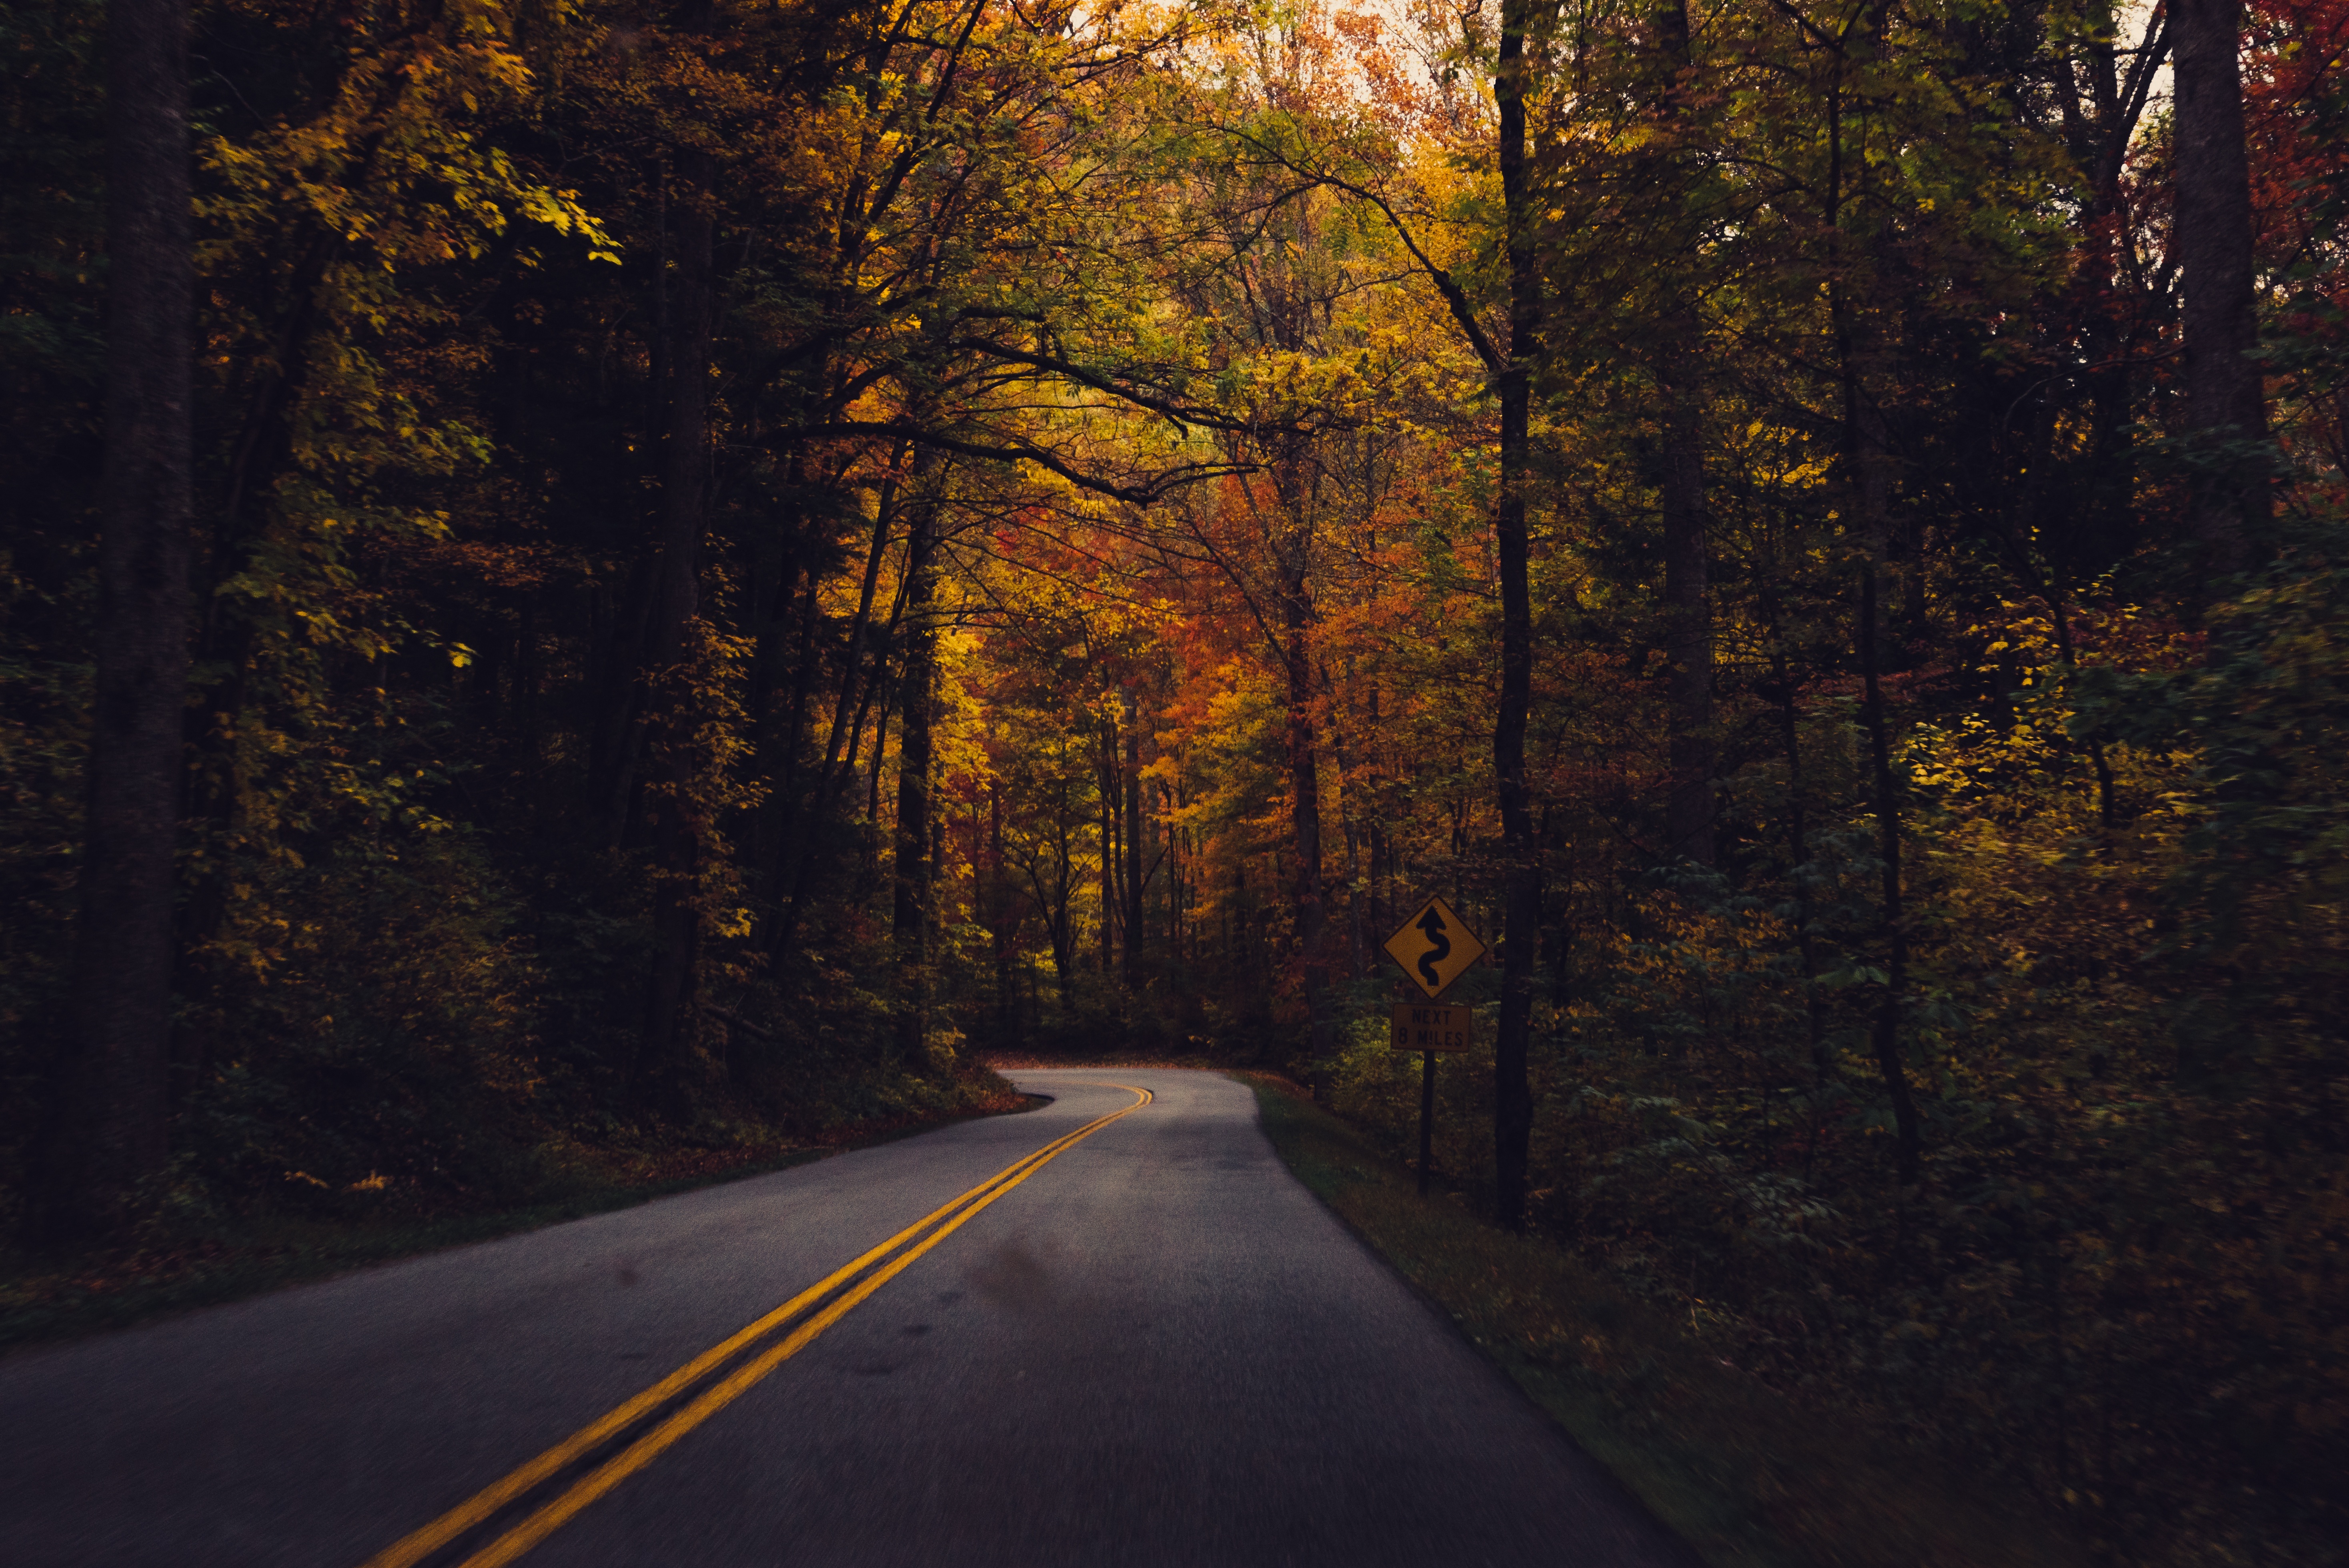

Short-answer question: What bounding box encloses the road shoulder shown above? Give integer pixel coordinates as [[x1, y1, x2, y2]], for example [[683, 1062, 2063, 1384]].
[[1236, 1072, 2087, 1568]]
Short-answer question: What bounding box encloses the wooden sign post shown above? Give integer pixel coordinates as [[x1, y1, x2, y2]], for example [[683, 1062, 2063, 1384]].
[[1380, 898, 1486, 1196]]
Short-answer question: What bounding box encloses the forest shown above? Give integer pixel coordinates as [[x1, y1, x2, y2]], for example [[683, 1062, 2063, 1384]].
[[4, 0, 2345, 1559]]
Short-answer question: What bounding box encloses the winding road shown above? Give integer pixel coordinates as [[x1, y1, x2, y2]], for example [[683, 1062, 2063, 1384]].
[[0, 1069, 1696, 1566]]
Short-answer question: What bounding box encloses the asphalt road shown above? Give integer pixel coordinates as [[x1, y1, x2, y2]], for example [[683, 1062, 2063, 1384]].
[[0, 1069, 1697, 1567]]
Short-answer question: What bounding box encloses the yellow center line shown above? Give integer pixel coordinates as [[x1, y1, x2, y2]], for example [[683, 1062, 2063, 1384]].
[[360, 1083, 1149, 1568]]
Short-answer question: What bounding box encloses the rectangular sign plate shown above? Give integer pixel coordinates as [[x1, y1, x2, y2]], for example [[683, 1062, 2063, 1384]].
[[1390, 1002, 1474, 1054]]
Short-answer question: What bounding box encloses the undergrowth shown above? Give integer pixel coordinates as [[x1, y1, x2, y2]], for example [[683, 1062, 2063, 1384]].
[[0, 1065, 1028, 1353]]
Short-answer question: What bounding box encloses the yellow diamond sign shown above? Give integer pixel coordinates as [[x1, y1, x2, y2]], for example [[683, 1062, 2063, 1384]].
[[1382, 894, 1486, 1000]]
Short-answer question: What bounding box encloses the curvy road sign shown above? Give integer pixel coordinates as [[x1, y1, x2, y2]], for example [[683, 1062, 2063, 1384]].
[[1381, 894, 1486, 1001]]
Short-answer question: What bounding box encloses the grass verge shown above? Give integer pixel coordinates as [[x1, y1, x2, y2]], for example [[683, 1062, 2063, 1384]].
[[1, 1072, 1036, 1356], [1236, 1072, 2087, 1568]]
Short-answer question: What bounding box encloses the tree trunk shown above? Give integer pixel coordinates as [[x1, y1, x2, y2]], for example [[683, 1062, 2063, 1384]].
[[862, 669, 893, 889], [1333, 729, 1367, 978], [1047, 812, 1074, 1004], [1281, 562, 1329, 1062], [747, 444, 807, 919], [46, 0, 195, 1240], [1123, 692, 1146, 991], [767, 451, 904, 959], [989, 780, 1017, 1045], [1099, 724, 1117, 978], [755, 566, 815, 908], [1660, 346, 1712, 866], [1492, 0, 1543, 1231], [2172, 0, 2269, 571], [1856, 537, 1922, 1186], [1764, 603, 1834, 1180], [1824, 25, 1923, 1186], [634, 114, 715, 1110], [891, 478, 939, 1067], [1652, 0, 1714, 869]]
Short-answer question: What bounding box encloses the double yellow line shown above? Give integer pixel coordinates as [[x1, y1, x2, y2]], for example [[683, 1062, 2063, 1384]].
[[361, 1084, 1152, 1568]]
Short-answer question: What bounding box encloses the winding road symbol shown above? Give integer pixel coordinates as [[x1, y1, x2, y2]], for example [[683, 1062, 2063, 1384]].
[[1413, 907, 1451, 990], [1381, 894, 1486, 1000]]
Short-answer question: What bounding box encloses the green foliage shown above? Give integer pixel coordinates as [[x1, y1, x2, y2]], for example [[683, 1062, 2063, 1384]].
[[2072, 545, 2349, 1079], [175, 829, 542, 1217]]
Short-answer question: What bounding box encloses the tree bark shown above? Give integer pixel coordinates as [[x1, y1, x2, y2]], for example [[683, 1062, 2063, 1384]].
[[1044, 823, 1074, 1005], [1280, 559, 1329, 1062], [46, 0, 196, 1239], [989, 780, 1017, 1045], [1098, 717, 1118, 978], [1822, 16, 1923, 1186], [2172, 0, 2269, 571], [766, 453, 904, 958], [634, 76, 716, 1108], [1856, 538, 1922, 1186], [1660, 348, 1712, 865], [747, 443, 808, 917], [1492, 0, 1543, 1231], [1764, 625, 1833, 1182], [891, 477, 940, 1067], [1123, 691, 1147, 991], [1652, 0, 1714, 869], [1331, 691, 1368, 978]]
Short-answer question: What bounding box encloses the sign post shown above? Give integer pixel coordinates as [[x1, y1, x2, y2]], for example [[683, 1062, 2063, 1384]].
[[1380, 897, 1486, 1196], [1421, 1043, 1434, 1198]]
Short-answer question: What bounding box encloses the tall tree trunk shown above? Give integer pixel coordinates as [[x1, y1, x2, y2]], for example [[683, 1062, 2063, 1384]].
[[1660, 347, 1712, 865], [1333, 723, 1367, 978], [755, 567, 815, 907], [46, 0, 195, 1240], [2172, 0, 2269, 573], [516, 595, 540, 774], [1653, 0, 1714, 869], [1825, 36, 1924, 1186], [1492, 0, 1543, 1231], [1763, 596, 1833, 1180], [1855, 528, 1922, 1186], [747, 443, 807, 916], [861, 668, 893, 891], [1048, 812, 1074, 1004], [989, 780, 1017, 1045], [766, 451, 905, 959], [2072, 0, 2163, 571], [891, 478, 939, 1067], [1123, 693, 1147, 991], [1165, 810, 1181, 966], [1099, 735, 1116, 977], [635, 112, 715, 1110], [1280, 561, 1329, 1063], [598, 170, 675, 839]]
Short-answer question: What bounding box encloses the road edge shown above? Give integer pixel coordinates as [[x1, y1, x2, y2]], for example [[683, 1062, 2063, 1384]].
[[1232, 1071, 2090, 1568]]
